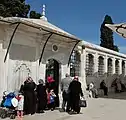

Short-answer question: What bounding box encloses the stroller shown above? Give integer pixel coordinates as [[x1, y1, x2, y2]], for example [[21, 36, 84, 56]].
[[0, 91, 17, 119]]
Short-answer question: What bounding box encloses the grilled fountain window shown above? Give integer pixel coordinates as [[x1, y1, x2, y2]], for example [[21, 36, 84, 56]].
[[70, 51, 81, 77]]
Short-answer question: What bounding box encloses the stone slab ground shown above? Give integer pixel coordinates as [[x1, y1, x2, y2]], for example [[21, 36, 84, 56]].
[[2, 92, 126, 120]]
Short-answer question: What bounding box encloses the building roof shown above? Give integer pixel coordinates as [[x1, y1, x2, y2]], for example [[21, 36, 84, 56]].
[[82, 41, 126, 58], [0, 16, 125, 59], [0, 16, 81, 41]]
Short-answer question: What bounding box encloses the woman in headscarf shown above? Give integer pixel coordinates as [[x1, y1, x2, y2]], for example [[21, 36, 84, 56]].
[[36, 79, 47, 113], [68, 76, 84, 114], [46, 75, 59, 107], [21, 77, 36, 115]]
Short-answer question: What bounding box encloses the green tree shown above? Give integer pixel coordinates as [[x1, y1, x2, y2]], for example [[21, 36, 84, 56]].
[[30, 11, 41, 19], [0, 0, 42, 18], [0, 0, 30, 17], [100, 15, 119, 52], [114, 45, 119, 52]]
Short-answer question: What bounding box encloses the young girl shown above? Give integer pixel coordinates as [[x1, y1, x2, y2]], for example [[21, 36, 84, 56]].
[[16, 93, 24, 119], [47, 89, 56, 111]]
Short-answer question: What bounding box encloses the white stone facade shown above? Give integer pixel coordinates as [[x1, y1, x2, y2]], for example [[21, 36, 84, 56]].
[[80, 41, 126, 92], [0, 17, 126, 99]]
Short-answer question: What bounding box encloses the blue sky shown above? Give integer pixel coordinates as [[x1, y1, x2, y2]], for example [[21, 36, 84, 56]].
[[26, 0, 126, 53]]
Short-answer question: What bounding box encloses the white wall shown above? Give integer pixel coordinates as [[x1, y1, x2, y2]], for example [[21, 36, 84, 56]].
[[0, 26, 72, 97]]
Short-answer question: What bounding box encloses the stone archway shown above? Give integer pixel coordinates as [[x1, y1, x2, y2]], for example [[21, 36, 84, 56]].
[[107, 58, 112, 75], [46, 59, 60, 90], [86, 54, 94, 76], [45, 58, 61, 107], [98, 56, 104, 76], [115, 59, 119, 74]]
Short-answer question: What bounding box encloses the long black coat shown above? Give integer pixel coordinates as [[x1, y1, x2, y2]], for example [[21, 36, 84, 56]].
[[36, 84, 47, 111], [69, 80, 83, 113], [21, 82, 36, 115]]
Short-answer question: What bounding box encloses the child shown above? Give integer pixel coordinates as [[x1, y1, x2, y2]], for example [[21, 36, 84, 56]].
[[16, 93, 24, 119], [47, 89, 56, 111]]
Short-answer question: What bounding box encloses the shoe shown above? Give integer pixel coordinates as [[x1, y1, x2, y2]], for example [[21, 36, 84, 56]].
[[68, 111, 76, 115], [31, 112, 35, 115]]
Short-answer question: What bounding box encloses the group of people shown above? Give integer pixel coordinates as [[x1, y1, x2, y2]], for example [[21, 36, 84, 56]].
[[111, 77, 126, 93], [18, 73, 84, 116], [88, 77, 126, 98], [61, 74, 84, 114], [19, 75, 58, 115], [88, 80, 108, 98]]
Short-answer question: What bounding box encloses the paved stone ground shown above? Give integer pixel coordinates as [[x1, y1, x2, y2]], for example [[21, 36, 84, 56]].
[[3, 92, 126, 120]]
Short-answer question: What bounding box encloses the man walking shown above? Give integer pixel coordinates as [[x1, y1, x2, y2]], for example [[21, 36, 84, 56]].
[[61, 73, 72, 112]]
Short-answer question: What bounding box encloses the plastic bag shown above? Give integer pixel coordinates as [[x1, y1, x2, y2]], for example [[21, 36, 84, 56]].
[[79, 97, 87, 107]]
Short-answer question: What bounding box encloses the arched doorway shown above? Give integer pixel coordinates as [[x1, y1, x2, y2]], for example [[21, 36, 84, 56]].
[[45, 59, 60, 107]]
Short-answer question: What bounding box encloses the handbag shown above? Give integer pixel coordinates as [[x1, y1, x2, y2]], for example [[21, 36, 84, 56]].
[[79, 97, 87, 107]]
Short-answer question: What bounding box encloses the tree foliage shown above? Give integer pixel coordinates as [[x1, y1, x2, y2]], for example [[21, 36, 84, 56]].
[[100, 15, 119, 52], [30, 11, 41, 19], [0, 0, 41, 19], [0, 0, 30, 17], [114, 45, 119, 52]]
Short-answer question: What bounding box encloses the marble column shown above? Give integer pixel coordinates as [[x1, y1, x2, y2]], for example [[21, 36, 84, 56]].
[[112, 58, 115, 74], [80, 49, 87, 91], [119, 59, 122, 75], [94, 53, 98, 76], [104, 56, 108, 73]]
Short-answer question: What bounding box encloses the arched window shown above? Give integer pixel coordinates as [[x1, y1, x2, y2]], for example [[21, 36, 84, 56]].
[[70, 50, 81, 77], [122, 60, 125, 75], [115, 60, 119, 74], [86, 54, 94, 76], [108, 58, 112, 75], [98, 56, 104, 76]]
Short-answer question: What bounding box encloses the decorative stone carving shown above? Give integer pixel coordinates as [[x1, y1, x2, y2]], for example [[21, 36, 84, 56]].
[[12, 61, 32, 90]]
